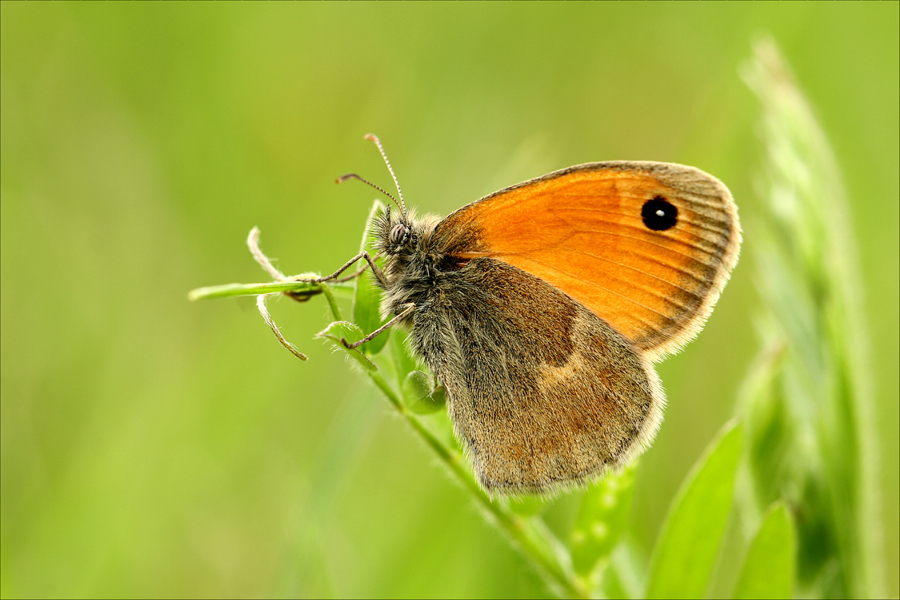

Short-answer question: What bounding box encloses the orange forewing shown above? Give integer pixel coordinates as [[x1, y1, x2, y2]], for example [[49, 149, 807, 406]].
[[434, 162, 741, 360]]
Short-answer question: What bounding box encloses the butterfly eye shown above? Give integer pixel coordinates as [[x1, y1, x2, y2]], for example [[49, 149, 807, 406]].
[[641, 196, 678, 231], [390, 223, 409, 245]]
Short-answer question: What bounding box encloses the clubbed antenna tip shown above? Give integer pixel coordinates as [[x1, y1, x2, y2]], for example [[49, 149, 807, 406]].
[[336, 172, 401, 212]]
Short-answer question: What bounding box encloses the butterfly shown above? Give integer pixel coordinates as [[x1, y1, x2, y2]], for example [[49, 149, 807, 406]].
[[315, 135, 740, 494]]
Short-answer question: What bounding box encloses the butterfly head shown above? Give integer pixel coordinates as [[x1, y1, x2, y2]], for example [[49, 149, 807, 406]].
[[375, 205, 416, 257]]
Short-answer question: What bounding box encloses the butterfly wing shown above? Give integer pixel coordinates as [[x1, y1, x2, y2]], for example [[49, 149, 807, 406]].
[[433, 162, 741, 360], [411, 258, 662, 493]]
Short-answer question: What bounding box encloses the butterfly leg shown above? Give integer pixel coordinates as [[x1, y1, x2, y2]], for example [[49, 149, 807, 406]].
[[342, 303, 415, 349], [294, 251, 388, 287], [283, 251, 387, 302], [247, 227, 388, 297]]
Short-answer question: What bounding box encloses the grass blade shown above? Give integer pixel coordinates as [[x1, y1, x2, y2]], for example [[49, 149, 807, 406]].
[[741, 38, 880, 597], [733, 502, 796, 600], [646, 421, 743, 599]]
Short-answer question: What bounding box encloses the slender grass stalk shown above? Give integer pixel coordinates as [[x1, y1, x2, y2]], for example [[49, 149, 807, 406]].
[[741, 38, 880, 598]]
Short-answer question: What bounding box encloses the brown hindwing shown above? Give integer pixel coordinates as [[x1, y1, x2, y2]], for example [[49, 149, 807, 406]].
[[409, 257, 663, 493]]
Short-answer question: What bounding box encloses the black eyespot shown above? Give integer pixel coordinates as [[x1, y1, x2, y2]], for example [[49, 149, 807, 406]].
[[641, 196, 678, 231]]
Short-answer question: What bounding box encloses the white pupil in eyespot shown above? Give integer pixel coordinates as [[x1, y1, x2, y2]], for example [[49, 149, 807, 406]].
[[656, 209, 665, 217]]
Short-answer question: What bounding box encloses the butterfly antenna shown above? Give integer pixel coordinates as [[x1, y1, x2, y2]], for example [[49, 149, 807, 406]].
[[335, 172, 402, 212], [364, 133, 406, 215]]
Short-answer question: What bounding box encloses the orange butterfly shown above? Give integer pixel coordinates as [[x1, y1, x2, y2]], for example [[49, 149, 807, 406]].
[[316, 135, 740, 494]]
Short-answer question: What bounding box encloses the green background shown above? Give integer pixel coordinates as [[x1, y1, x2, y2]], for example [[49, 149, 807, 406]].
[[2, 3, 897, 598]]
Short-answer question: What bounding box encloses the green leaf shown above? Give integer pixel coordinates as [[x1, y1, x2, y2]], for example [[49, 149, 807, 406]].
[[570, 464, 636, 579], [402, 370, 446, 414], [317, 321, 377, 372], [733, 502, 796, 600], [389, 326, 419, 384], [646, 421, 743, 599], [353, 200, 389, 355]]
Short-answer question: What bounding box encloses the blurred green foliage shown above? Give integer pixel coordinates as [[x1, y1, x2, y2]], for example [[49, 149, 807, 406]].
[[2, 4, 897, 598]]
